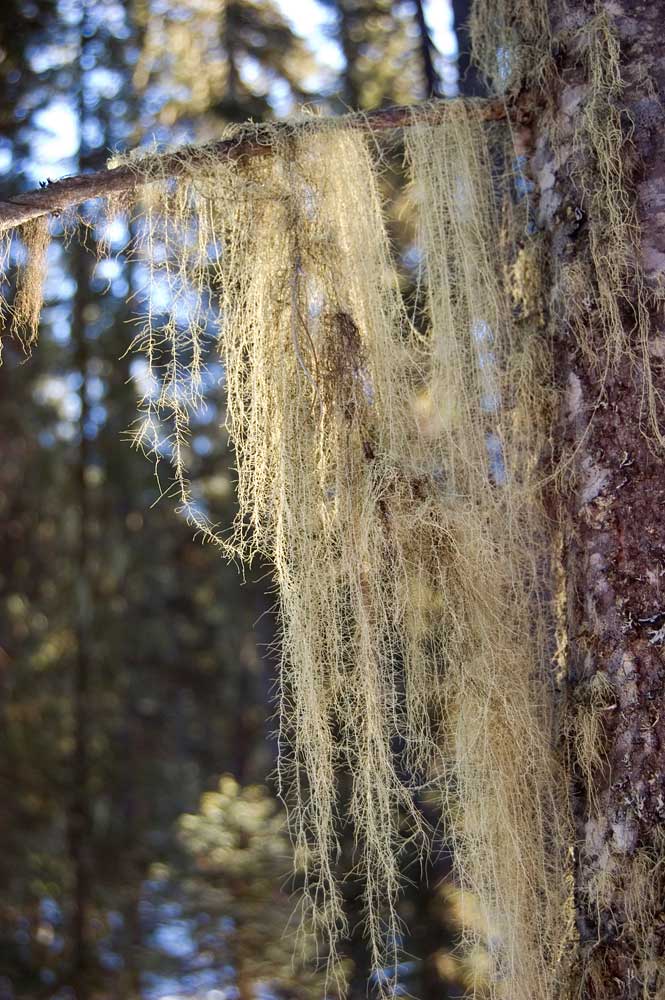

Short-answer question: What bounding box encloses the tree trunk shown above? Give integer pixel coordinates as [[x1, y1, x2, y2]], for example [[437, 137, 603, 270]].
[[68, 240, 94, 1000], [68, 12, 96, 995], [451, 0, 487, 96], [535, 1, 665, 994], [411, 0, 441, 97]]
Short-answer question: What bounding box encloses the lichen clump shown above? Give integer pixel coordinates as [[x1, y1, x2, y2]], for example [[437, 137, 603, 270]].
[[1, 105, 570, 997], [103, 107, 568, 996]]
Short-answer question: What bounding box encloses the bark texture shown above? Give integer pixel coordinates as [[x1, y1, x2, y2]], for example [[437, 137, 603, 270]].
[[534, 1, 665, 994]]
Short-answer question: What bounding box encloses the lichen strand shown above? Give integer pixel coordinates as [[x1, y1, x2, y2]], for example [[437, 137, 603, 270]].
[[0, 216, 51, 357], [98, 107, 571, 997], [405, 110, 569, 1000], [470, 0, 552, 93]]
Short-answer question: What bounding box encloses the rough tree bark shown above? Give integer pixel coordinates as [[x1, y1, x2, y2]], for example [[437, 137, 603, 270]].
[[534, 1, 665, 995]]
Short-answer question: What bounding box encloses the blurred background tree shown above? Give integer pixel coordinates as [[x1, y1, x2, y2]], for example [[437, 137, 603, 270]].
[[0, 2, 480, 997]]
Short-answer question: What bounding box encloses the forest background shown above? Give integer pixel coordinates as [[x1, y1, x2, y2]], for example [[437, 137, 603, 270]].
[[0, 2, 482, 998]]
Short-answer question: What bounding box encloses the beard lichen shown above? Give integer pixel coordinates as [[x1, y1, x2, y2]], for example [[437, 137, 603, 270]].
[[0, 216, 51, 359], [0, 105, 572, 997], [108, 107, 570, 996]]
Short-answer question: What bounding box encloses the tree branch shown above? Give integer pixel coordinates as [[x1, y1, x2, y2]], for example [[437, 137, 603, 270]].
[[0, 98, 508, 233]]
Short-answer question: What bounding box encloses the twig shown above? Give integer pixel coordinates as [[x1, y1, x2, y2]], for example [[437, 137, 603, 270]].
[[0, 98, 509, 233]]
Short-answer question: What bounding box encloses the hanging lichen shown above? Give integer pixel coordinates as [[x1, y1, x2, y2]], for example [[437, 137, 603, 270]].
[[470, 0, 552, 94], [568, 11, 664, 443], [0, 216, 51, 360], [97, 105, 571, 996], [0, 105, 573, 996], [405, 108, 570, 998]]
